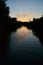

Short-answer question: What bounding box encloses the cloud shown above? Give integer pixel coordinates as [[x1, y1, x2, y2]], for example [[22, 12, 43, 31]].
[[10, 13, 33, 22], [16, 13, 29, 18], [16, 13, 30, 22]]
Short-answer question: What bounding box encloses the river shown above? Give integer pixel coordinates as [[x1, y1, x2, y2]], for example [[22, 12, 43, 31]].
[[3, 26, 43, 64]]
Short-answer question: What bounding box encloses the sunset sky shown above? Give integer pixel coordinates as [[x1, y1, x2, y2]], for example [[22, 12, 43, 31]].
[[6, 0, 43, 22]]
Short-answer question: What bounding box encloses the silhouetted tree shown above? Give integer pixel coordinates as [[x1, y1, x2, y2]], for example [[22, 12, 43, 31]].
[[27, 15, 43, 45], [0, 0, 9, 25], [0, 0, 11, 55]]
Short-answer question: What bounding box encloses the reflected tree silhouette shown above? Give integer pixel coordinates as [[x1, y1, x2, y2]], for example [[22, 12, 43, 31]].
[[27, 16, 43, 45], [0, 0, 43, 65]]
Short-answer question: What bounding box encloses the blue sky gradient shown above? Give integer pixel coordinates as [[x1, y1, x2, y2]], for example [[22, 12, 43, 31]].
[[6, 0, 43, 21]]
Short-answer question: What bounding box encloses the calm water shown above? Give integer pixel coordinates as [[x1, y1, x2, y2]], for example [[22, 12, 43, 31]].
[[10, 26, 41, 50], [7, 26, 43, 64]]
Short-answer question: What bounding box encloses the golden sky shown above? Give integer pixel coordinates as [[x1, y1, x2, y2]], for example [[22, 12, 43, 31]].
[[16, 13, 30, 22], [10, 13, 34, 22]]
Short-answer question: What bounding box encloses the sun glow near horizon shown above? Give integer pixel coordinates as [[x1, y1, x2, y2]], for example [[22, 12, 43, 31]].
[[10, 13, 33, 22], [10, 12, 42, 22]]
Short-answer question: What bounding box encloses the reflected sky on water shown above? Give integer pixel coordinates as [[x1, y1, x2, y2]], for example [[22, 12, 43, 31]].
[[5, 26, 43, 65], [9, 26, 42, 51]]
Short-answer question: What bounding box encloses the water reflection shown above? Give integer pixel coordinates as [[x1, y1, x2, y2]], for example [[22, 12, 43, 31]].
[[10, 26, 41, 51], [16, 26, 32, 43], [2, 26, 43, 65]]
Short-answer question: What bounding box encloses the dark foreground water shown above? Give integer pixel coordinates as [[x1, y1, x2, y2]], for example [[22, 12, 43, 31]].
[[1, 26, 43, 65]]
